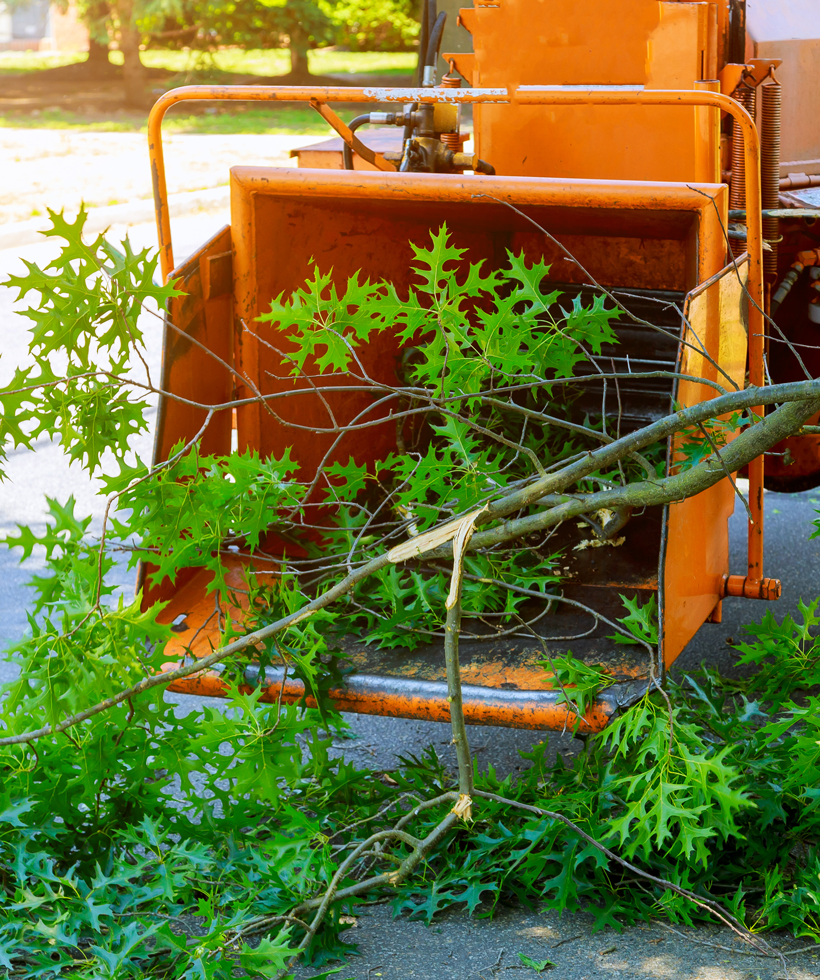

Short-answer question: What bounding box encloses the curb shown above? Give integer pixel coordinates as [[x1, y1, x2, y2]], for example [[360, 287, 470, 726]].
[[0, 186, 230, 251]]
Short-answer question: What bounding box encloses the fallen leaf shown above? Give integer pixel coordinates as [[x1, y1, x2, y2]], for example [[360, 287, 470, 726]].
[[518, 953, 555, 972]]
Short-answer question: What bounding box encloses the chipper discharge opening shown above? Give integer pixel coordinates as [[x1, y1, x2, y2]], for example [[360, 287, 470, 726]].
[[142, 0, 816, 735]]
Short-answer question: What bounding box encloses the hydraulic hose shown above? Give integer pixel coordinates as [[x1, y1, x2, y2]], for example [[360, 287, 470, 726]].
[[416, 0, 429, 87], [406, 0, 433, 141], [771, 249, 820, 314], [342, 114, 373, 170], [425, 11, 447, 79]]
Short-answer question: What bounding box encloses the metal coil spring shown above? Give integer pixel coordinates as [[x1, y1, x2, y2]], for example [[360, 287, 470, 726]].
[[760, 82, 782, 277], [730, 84, 756, 258]]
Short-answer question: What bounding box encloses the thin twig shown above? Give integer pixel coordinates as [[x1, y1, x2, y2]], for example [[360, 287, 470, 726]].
[[472, 790, 779, 964], [658, 923, 819, 960]]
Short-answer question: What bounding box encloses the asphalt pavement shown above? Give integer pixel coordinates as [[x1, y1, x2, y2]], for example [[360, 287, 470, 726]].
[[1, 214, 819, 980]]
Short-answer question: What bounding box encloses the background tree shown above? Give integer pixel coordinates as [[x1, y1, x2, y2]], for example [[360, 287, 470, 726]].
[[174, 0, 336, 80], [154, 0, 417, 80]]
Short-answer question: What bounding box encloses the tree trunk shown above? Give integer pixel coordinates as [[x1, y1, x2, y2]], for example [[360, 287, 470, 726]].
[[86, 36, 112, 71], [120, 29, 146, 106], [112, 0, 146, 106], [81, 2, 116, 77], [289, 25, 310, 77]]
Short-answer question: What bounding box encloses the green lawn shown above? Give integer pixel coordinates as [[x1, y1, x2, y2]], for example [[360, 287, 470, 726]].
[[0, 51, 82, 74], [0, 48, 415, 134], [0, 48, 417, 77], [0, 103, 358, 135]]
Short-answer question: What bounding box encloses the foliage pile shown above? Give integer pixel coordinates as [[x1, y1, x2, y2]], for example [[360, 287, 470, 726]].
[[1, 213, 819, 977]]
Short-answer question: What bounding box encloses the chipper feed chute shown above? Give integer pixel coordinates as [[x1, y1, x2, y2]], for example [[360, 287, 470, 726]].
[[142, 0, 804, 734]]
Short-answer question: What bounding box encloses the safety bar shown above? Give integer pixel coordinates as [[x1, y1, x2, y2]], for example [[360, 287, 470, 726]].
[[146, 84, 766, 590]]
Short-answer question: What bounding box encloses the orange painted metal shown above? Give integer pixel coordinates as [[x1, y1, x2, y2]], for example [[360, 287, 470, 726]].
[[722, 575, 782, 601], [463, 0, 715, 183], [662, 253, 751, 667], [143, 34, 773, 724], [308, 100, 397, 172], [227, 167, 728, 626], [152, 224, 234, 465], [153, 562, 635, 735], [161, 664, 611, 735]]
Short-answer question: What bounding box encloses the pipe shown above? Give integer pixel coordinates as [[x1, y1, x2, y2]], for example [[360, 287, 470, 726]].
[[771, 266, 803, 313], [342, 114, 372, 170], [407, 0, 430, 142], [729, 0, 746, 65], [424, 11, 447, 85], [780, 173, 820, 192], [771, 248, 820, 314], [416, 0, 429, 87], [760, 82, 781, 278]]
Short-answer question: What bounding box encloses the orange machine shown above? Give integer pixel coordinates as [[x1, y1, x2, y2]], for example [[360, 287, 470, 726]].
[[144, 0, 818, 733]]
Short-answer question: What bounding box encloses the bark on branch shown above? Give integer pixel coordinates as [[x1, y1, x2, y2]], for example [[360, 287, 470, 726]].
[[2, 382, 819, 749]]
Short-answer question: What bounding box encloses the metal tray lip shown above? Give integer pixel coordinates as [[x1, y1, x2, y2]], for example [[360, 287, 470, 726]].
[[241, 664, 649, 715]]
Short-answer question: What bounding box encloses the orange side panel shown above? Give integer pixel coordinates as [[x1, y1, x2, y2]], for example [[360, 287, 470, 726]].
[[469, 0, 714, 182], [662, 254, 750, 667], [153, 225, 234, 463], [142, 225, 235, 607]]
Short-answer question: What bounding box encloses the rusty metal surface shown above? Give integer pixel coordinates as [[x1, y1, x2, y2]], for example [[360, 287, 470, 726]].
[[163, 658, 648, 734], [157, 556, 654, 733]]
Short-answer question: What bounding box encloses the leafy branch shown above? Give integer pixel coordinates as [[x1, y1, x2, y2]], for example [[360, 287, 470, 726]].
[[1, 211, 819, 979]]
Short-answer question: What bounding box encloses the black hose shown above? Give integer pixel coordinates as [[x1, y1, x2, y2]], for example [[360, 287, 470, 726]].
[[343, 114, 372, 170], [474, 159, 496, 176], [425, 10, 447, 71], [406, 0, 432, 142], [416, 0, 430, 86], [729, 0, 746, 65]]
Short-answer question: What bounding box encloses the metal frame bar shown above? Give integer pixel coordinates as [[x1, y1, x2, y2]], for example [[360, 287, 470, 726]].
[[146, 83, 765, 589]]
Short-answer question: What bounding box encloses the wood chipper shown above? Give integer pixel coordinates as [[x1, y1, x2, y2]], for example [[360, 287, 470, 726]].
[[143, 0, 820, 734]]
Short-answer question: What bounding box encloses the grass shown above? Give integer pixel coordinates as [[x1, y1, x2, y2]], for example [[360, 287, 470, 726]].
[[0, 51, 84, 74], [0, 47, 417, 78], [0, 48, 415, 134], [0, 104, 340, 135]]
